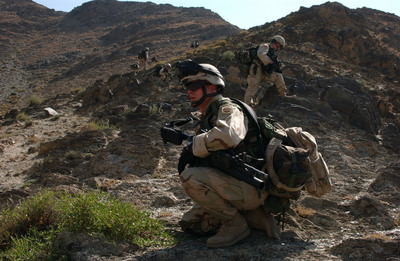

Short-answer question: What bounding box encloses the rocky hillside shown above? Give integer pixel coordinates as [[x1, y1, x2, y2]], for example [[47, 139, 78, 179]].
[[0, 1, 400, 260], [0, 0, 241, 112]]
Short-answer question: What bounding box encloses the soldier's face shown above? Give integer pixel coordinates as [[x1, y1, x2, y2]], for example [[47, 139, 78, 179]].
[[273, 42, 282, 51], [185, 81, 205, 103], [187, 87, 204, 103]]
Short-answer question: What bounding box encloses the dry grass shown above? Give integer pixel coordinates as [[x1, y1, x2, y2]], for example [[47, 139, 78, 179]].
[[295, 206, 316, 218], [363, 233, 392, 240]]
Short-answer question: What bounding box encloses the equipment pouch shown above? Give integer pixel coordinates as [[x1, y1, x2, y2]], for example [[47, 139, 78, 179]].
[[264, 138, 312, 200]]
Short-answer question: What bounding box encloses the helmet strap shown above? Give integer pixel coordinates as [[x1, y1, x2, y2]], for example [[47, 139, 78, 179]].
[[190, 86, 218, 107]]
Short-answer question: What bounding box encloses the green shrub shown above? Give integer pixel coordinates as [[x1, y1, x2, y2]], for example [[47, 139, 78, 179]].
[[222, 51, 235, 61], [29, 95, 43, 106], [16, 112, 30, 122], [149, 104, 163, 115], [0, 190, 175, 260], [65, 151, 81, 160]]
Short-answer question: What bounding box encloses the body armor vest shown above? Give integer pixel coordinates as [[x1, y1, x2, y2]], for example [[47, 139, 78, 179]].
[[198, 97, 265, 160]]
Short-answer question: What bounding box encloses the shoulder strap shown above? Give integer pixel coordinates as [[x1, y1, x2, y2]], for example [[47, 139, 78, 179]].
[[230, 98, 265, 157]]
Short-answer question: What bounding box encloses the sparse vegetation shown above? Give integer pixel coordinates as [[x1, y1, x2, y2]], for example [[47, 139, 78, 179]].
[[149, 104, 163, 115], [357, 78, 367, 86], [0, 190, 175, 260], [214, 39, 227, 47], [16, 112, 31, 122], [363, 233, 392, 240], [65, 150, 81, 160], [69, 87, 84, 94], [294, 206, 316, 217], [222, 50, 235, 61], [29, 95, 43, 106], [50, 114, 60, 121], [84, 120, 119, 131], [33, 84, 46, 92]]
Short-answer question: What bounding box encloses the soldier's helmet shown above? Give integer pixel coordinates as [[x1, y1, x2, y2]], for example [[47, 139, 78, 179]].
[[272, 35, 286, 48], [176, 60, 225, 91], [145, 47, 149, 51], [165, 63, 171, 69]]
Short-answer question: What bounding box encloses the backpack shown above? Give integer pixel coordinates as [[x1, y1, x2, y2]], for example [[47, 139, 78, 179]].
[[152, 64, 163, 76], [235, 46, 259, 78], [230, 99, 332, 213], [259, 120, 332, 198]]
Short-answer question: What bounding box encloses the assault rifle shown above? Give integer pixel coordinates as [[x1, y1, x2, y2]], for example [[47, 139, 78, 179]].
[[160, 123, 270, 190], [264, 55, 282, 74]]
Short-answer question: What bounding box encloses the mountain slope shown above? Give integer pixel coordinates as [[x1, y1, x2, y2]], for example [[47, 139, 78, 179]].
[[0, 1, 399, 260], [0, 0, 241, 112]]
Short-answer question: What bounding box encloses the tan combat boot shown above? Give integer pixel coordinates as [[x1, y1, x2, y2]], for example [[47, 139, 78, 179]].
[[243, 207, 280, 239], [206, 212, 250, 248]]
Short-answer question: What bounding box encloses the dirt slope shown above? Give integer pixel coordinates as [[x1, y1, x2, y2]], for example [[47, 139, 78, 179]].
[[0, 1, 399, 260]]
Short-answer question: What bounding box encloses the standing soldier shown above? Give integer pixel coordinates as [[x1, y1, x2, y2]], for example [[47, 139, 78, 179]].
[[138, 47, 150, 70], [244, 35, 287, 106]]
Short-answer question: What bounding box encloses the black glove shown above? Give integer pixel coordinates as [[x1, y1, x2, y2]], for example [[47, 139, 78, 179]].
[[264, 55, 282, 74], [160, 126, 185, 145], [178, 142, 195, 174]]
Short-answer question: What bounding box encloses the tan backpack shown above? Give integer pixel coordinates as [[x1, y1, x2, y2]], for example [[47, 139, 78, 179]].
[[264, 126, 332, 197]]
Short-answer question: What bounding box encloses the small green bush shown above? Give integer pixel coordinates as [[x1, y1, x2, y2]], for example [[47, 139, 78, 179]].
[[29, 95, 43, 106], [16, 112, 30, 122], [149, 104, 163, 115], [65, 150, 81, 160], [222, 51, 235, 61]]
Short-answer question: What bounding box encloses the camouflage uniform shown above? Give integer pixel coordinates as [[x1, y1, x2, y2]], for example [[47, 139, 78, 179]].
[[138, 48, 149, 70], [174, 61, 279, 247], [159, 64, 171, 81], [244, 43, 287, 105], [180, 95, 268, 231], [130, 62, 139, 75]]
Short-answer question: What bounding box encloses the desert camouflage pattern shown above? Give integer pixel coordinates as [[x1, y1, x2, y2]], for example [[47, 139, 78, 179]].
[[180, 166, 268, 232], [244, 43, 287, 104], [191, 95, 248, 158], [256, 43, 273, 66], [245, 63, 287, 104], [180, 96, 269, 232]]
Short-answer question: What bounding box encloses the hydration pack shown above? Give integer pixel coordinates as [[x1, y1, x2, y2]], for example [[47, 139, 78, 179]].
[[235, 46, 259, 78]]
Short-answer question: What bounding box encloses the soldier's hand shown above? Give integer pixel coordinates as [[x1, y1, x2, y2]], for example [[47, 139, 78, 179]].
[[178, 143, 194, 174], [160, 126, 185, 145]]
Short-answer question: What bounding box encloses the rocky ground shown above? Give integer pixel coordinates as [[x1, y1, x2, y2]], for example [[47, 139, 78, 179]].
[[0, 1, 399, 260], [0, 64, 399, 260]]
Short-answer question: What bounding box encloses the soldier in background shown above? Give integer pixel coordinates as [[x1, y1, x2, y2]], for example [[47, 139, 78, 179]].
[[130, 61, 140, 76], [244, 35, 287, 106], [190, 40, 200, 53], [138, 47, 150, 70], [151, 63, 172, 81], [158, 63, 172, 81]]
